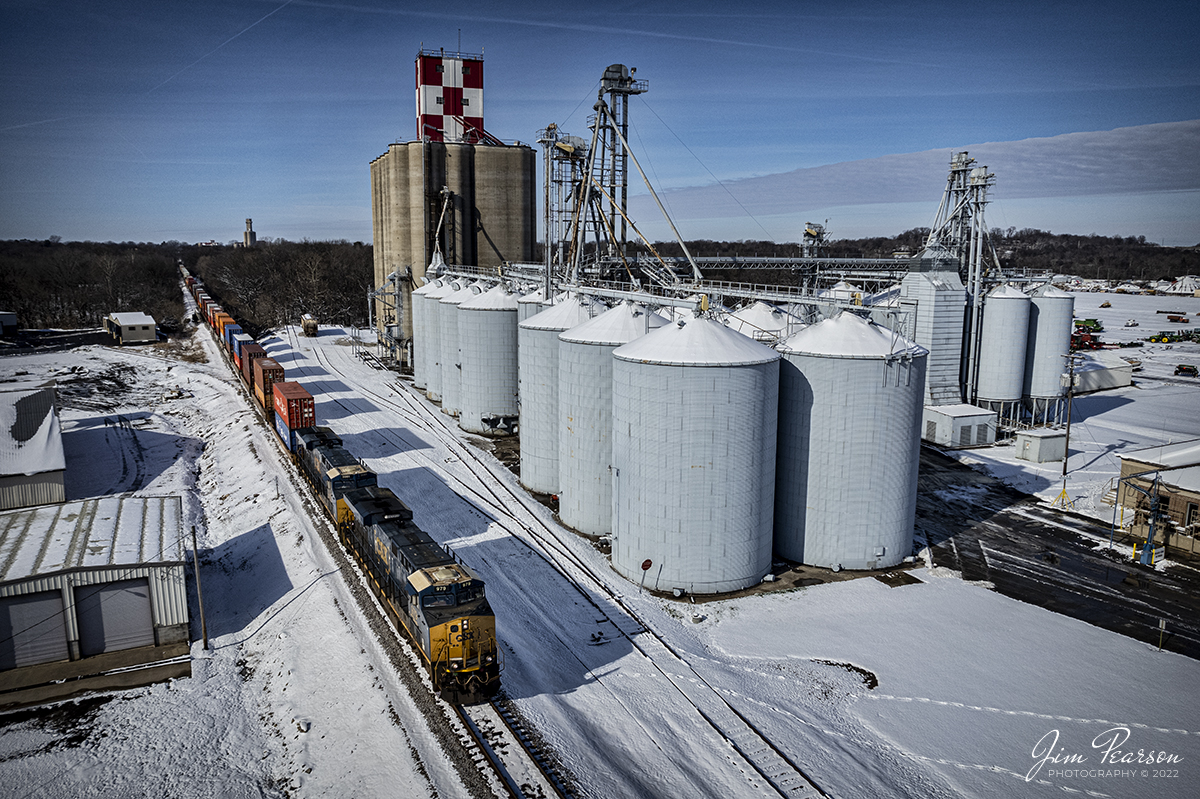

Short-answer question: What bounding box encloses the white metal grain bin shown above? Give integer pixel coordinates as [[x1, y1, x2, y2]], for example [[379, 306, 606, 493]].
[[439, 281, 488, 417], [976, 284, 1031, 412], [611, 317, 780, 594], [458, 284, 520, 434], [422, 278, 459, 402], [1022, 284, 1075, 421], [558, 302, 667, 535], [517, 287, 549, 324], [517, 295, 597, 493], [410, 278, 438, 390], [775, 312, 927, 571], [725, 300, 798, 344]]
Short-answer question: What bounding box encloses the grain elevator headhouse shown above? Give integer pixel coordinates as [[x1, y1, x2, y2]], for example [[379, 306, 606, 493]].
[[370, 47, 536, 367]]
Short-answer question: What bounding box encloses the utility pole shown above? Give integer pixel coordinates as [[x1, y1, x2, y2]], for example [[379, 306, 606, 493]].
[[1052, 352, 1081, 509], [191, 525, 209, 650]]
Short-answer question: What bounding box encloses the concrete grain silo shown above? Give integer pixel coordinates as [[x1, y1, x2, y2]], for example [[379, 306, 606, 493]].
[[775, 312, 927, 571], [1022, 284, 1075, 422], [422, 278, 460, 402], [369, 48, 536, 366], [611, 317, 780, 594], [975, 284, 1031, 420], [439, 280, 489, 417], [458, 284, 519, 434], [518, 295, 597, 493], [558, 302, 667, 535]]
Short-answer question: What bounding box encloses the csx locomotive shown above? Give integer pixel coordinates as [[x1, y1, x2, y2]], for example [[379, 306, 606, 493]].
[[294, 428, 501, 703]]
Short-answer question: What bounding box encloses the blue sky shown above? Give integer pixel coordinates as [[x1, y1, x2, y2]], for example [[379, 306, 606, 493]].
[[1, 1, 1197, 245]]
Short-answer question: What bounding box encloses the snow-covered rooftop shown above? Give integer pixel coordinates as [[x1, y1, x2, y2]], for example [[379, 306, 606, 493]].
[[1120, 437, 1200, 468], [0, 382, 65, 477], [109, 311, 155, 326], [0, 495, 184, 580]]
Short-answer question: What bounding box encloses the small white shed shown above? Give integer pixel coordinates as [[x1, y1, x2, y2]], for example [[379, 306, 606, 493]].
[[922, 404, 997, 448], [1014, 428, 1068, 463], [106, 312, 157, 345]]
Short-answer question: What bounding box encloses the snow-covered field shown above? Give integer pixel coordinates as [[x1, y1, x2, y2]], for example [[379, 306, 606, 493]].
[[2, 290, 1198, 798]]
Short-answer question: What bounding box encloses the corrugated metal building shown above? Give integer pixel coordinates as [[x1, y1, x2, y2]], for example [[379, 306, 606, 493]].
[[0, 495, 189, 673], [0, 381, 66, 511]]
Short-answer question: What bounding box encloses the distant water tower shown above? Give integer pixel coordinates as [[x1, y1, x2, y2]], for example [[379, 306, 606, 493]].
[[243, 219, 256, 247]]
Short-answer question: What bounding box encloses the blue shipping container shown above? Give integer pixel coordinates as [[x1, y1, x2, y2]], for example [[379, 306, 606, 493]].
[[274, 411, 296, 451], [224, 324, 243, 350], [233, 333, 253, 358]]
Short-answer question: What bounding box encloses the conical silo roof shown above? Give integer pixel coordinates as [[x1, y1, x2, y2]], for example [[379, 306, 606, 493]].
[[779, 311, 926, 360], [519, 294, 599, 331], [988, 283, 1029, 300], [560, 301, 667, 346], [460, 283, 519, 311], [725, 301, 797, 341], [614, 316, 779, 367]]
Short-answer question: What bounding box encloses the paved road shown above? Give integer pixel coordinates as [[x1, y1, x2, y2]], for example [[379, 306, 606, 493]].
[[917, 447, 1200, 660]]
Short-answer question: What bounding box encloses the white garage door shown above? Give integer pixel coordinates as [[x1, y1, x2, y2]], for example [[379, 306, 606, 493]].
[[75, 578, 155, 657], [0, 590, 70, 670]]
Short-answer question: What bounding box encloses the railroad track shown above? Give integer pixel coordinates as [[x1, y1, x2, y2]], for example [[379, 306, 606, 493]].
[[302, 337, 828, 798], [457, 699, 575, 799]]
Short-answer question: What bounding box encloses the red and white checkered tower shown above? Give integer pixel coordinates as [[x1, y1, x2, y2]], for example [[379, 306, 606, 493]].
[[416, 48, 484, 143]]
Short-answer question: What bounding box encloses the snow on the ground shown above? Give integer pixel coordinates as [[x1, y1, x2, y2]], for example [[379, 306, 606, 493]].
[[3, 288, 1199, 799], [0, 329, 467, 797]]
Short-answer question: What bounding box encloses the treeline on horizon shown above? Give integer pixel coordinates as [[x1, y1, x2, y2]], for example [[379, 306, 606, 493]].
[[0, 238, 372, 335], [644, 227, 1198, 282], [1, 228, 1195, 333]]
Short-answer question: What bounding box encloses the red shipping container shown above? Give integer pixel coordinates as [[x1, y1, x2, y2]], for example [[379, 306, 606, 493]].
[[273, 382, 315, 429], [240, 343, 267, 384]]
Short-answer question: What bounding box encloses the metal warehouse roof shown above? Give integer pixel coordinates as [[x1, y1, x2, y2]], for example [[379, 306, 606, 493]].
[[0, 495, 185, 583], [0, 382, 65, 478]]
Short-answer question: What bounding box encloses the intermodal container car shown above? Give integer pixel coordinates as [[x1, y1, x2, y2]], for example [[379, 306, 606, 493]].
[[224, 324, 243, 350], [274, 382, 315, 429]]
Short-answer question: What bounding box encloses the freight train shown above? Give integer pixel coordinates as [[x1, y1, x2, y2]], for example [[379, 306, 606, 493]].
[[182, 268, 501, 703]]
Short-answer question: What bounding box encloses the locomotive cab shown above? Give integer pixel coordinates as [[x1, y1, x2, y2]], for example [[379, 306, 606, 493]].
[[408, 564, 500, 702]]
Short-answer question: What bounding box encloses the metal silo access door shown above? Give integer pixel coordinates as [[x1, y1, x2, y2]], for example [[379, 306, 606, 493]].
[[75, 578, 155, 657]]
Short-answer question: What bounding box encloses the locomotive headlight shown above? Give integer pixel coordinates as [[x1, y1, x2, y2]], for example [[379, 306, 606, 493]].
[[484, 655, 493, 664]]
